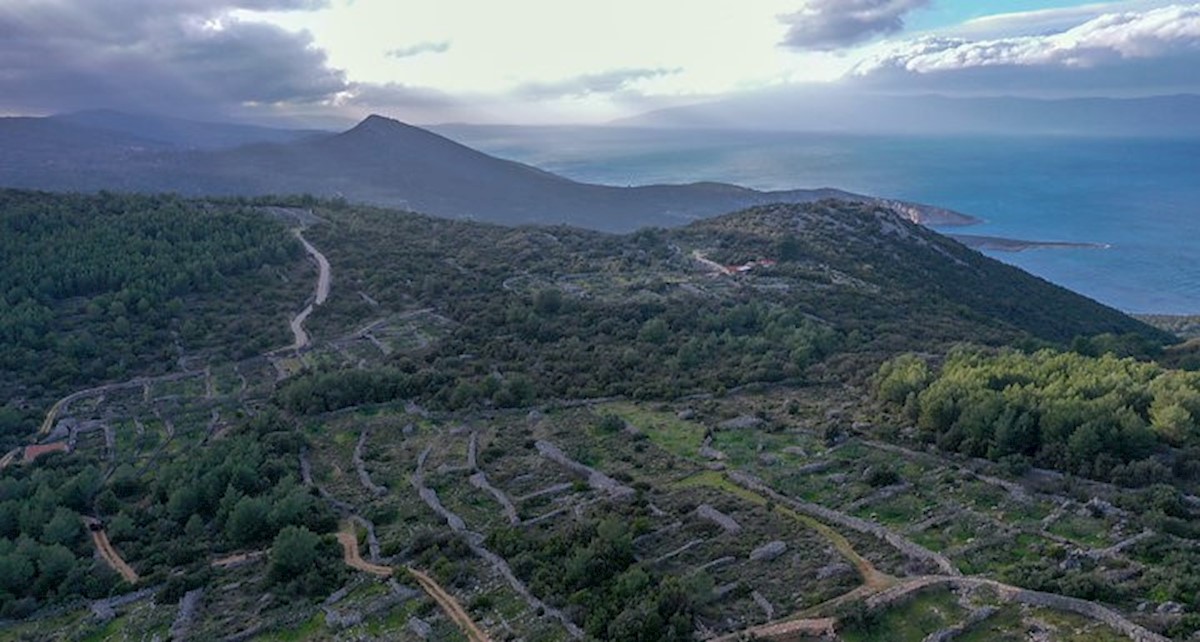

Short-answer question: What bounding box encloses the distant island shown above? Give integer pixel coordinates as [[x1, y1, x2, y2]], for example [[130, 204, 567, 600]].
[[949, 234, 1111, 252]]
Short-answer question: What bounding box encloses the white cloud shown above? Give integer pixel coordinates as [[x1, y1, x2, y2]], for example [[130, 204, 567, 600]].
[[854, 4, 1200, 77], [385, 41, 450, 59], [514, 68, 682, 99]]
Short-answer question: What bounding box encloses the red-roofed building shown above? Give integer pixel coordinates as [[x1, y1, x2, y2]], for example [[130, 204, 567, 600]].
[[23, 442, 68, 463]]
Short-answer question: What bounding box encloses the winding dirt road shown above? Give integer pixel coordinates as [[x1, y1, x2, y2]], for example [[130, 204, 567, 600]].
[[282, 229, 332, 353], [84, 517, 138, 584], [333, 521, 491, 641], [335, 521, 392, 577], [407, 566, 493, 642]]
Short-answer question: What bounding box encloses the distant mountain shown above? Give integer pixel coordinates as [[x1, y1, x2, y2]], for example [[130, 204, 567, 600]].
[[616, 91, 1200, 137], [51, 109, 327, 149], [0, 112, 976, 232]]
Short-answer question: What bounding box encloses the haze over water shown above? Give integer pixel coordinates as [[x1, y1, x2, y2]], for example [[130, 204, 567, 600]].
[[441, 126, 1200, 315]]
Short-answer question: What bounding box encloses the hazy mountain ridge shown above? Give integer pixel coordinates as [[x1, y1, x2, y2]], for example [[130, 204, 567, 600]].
[[0, 112, 977, 232], [616, 92, 1200, 136], [51, 109, 328, 149]]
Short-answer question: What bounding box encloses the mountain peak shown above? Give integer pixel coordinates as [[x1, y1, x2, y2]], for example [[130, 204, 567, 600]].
[[350, 114, 410, 133]]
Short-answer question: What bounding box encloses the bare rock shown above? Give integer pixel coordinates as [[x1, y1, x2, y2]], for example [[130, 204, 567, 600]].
[[1157, 601, 1185, 615], [699, 445, 727, 461], [817, 562, 853, 579], [696, 504, 742, 534], [750, 540, 787, 562], [407, 617, 433, 639]]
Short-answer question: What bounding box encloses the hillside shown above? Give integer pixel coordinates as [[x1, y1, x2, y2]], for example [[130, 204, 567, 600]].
[[0, 191, 1190, 642], [0, 113, 976, 232]]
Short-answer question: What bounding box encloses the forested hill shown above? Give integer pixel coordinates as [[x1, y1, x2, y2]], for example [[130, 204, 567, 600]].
[[0, 190, 1182, 639], [0, 191, 1164, 438], [272, 198, 1168, 412], [0, 190, 310, 441], [680, 203, 1168, 346]]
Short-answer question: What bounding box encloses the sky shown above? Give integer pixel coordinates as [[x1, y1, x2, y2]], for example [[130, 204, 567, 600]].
[[0, 0, 1197, 126]]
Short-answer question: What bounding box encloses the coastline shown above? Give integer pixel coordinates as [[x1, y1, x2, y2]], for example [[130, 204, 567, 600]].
[[948, 233, 1110, 253]]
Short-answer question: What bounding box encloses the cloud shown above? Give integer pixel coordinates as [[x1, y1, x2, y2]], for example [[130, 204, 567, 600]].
[[514, 68, 681, 99], [945, 1, 1183, 40], [779, 0, 930, 51], [850, 4, 1200, 93], [0, 1, 346, 117], [386, 40, 451, 59]]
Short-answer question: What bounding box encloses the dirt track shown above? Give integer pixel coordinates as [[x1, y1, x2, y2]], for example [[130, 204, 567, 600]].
[[281, 229, 332, 353], [407, 566, 492, 642], [85, 518, 138, 584], [333, 520, 491, 642], [336, 522, 392, 577]]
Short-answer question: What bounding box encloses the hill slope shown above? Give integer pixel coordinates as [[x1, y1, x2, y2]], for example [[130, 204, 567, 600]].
[[287, 198, 1167, 406], [0, 191, 1180, 641]]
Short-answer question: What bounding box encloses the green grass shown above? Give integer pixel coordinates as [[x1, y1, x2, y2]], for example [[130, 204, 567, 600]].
[[957, 603, 1131, 642], [254, 611, 325, 641], [957, 533, 1050, 575], [1046, 514, 1111, 549], [840, 587, 966, 642], [602, 403, 705, 459], [956, 604, 1025, 642], [857, 493, 932, 528], [910, 515, 983, 551], [77, 617, 125, 642]]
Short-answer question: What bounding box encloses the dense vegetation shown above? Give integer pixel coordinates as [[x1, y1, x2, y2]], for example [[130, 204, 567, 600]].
[[487, 518, 704, 640], [0, 191, 1190, 639], [290, 201, 1164, 414], [0, 410, 343, 617], [875, 348, 1200, 485], [0, 190, 305, 443], [0, 458, 115, 618]]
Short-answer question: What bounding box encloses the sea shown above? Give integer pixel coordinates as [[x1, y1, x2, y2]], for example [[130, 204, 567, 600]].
[[436, 126, 1200, 316]]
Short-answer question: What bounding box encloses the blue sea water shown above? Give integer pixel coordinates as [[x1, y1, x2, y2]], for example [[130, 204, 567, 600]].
[[438, 126, 1200, 315]]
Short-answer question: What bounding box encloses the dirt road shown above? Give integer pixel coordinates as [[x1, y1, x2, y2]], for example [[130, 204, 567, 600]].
[[692, 250, 733, 276], [335, 521, 392, 577], [407, 566, 493, 642], [280, 229, 332, 353], [36, 371, 203, 437], [296, 229, 330, 306], [85, 517, 138, 584]]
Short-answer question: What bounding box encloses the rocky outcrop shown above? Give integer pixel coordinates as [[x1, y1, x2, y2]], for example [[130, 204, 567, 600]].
[[696, 504, 742, 534]]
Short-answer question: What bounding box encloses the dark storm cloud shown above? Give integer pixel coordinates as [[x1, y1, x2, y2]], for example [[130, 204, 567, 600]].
[[514, 68, 680, 99], [0, 0, 345, 117], [779, 0, 930, 51], [386, 41, 451, 59]]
